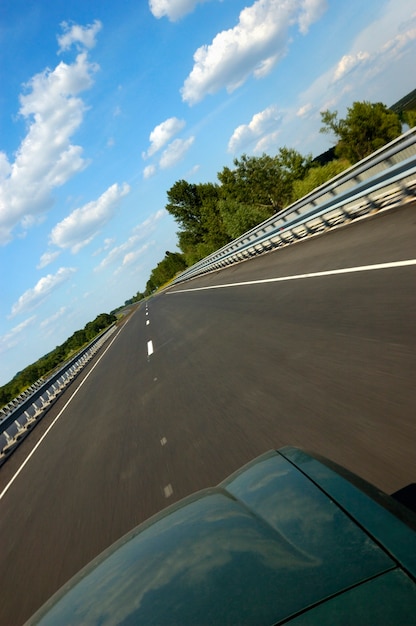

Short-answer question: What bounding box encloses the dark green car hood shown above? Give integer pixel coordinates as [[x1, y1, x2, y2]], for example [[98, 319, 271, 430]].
[[27, 449, 416, 625]]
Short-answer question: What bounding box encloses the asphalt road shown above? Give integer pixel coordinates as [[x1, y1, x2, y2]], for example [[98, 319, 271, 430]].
[[1, 203, 415, 625]]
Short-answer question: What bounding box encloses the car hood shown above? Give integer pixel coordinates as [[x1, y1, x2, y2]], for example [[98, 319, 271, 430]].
[[27, 449, 416, 625]]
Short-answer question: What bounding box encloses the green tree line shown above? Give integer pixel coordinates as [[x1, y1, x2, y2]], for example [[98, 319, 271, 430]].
[[137, 99, 412, 295], [0, 313, 116, 408]]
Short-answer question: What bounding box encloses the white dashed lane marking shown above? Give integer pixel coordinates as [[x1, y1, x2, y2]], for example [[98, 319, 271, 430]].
[[164, 484, 173, 498], [147, 340, 154, 356]]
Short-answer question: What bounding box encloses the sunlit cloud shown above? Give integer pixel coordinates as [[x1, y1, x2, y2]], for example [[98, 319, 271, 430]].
[[181, 0, 327, 104], [296, 103, 313, 118], [114, 242, 153, 275], [11, 268, 76, 317], [49, 183, 130, 254], [293, 2, 416, 138], [228, 105, 281, 153], [37, 250, 62, 269], [149, 0, 211, 21], [40, 306, 68, 329], [186, 164, 201, 177], [0, 23, 100, 245], [58, 20, 102, 52], [159, 137, 195, 169], [333, 51, 370, 82], [95, 210, 165, 271], [143, 117, 186, 158], [92, 238, 115, 257], [0, 317, 37, 354], [143, 164, 157, 179]]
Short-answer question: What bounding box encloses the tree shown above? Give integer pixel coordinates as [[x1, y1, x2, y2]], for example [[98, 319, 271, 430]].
[[402, 109, 416, 129], [218, 149, 312, 214], [217, 148, 312, 238], [145, 251, 188, 292], [165, 180, 230, 264], [320, 101, 402, 163], [166, 180, 206, 238], [145, 277, 157, 296], [292, 159, 350, 201], [219, 199, 273, 239]]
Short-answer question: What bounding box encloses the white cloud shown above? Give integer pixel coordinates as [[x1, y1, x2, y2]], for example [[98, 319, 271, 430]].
[[37, 250, 61, 269], [0, 317, 37, 354], [0, 30, 99, 245], [181, 0, 327, 104], [58, 20, 102, 52], [149, 0, 209, 21], [134, 208, 166, 234], [50, 183, 130, 254], [143, 164, 157, 179], [159, 137, 195, 169], [296, 103, 313, 118], [252, 130, 281, 154], [114, 242, 153, 274], [92, 238, 115, 257], [382, 26, 416, 59], [275, 0, 416, 158], [40, 307, 68, 329], [187, 164, 201, 177], [11, 268, 76, 317], [228, 105, 281, 153], [327, 2, 416, 94], [333, 51, 370, 82], [303, 0, 416, 110], [143, 117, 186, 158], [95, 210, 165, 271], [298, 0, 327, 35]]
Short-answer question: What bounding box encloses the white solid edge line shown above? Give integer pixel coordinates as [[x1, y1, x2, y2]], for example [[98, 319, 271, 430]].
[[0, 326, 125, 502], [167, 259, 416, 293]]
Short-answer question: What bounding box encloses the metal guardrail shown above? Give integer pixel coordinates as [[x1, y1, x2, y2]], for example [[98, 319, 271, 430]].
[[173, 128, 416, 283], [0, 325, 117, 465]]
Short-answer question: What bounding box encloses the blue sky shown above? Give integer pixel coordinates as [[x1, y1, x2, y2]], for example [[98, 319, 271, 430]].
[[0, 0, 415, 386]]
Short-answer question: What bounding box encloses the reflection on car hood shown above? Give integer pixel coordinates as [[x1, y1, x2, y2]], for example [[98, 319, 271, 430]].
[[27, 448, 416, 625]]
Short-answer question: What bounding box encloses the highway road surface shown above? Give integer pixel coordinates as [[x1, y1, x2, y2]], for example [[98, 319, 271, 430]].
[[0, 203, 415, 624]]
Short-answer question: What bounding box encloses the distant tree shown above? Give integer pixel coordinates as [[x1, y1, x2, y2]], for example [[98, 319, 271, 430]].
[[145, 277, 157, 297], [292, 159, 350, 201], [130, 291, 145, 304], [84, 313, 116, 341], [320, 101, 402, 163], [402, 109, 416, 129], [66, 329, 88, 352], [147, 251, 187, 290]]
